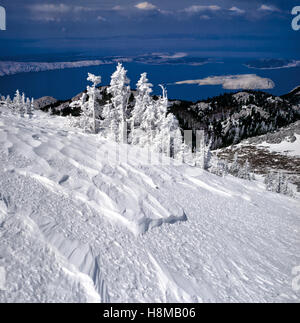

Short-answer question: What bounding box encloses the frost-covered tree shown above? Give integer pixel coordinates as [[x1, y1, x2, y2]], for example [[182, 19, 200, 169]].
[[102, 63, 130, 142], [0, 95, 11, 109], [7, 95, 12, 108], [20, 93, 26, 117], [152, 85, 168, 151], [12, 90, 22, 115], [211, 158, 229, 177], [28, 98, 34, 118], [25, 98, 31, 118], [86, 73, 102, 133], [229, 152, 240, 176], [173, 128, 185, 162], [204, 138, 213, 170], [131, 73, 154, 146], [70, 73, 102, 133], [150, 85, 185, 159], [265, 171, 293, 196], [24, 97, 34, 118], [102, 101, 120, 141], [158, 112, 180, 157], [194, 131, 206, 169], [238, 159, 251, 180]]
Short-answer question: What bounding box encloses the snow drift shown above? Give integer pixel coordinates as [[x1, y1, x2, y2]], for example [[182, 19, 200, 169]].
[[0, 108, 299, 302]]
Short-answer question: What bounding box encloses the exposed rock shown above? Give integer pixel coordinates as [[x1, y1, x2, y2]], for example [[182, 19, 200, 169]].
[[34, 96, 57, 110]]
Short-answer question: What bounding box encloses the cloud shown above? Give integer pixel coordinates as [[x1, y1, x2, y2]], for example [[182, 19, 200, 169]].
[[200, 15, 211, 20], [112, 5, 124, 11], [29, 3, 95, 22], [30, 4, 70, 14], [73, 6, 93, 13], [258, 4, 281, 12], [135, 2, 157, 11], [183, 5, 221, 14], [175, 74, 275, 90], [229, 7, 246, 14], [97, 16, 107, 22], [159, 52, 188, 59]]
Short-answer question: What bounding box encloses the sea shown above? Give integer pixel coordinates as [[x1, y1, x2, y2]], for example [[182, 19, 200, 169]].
[[0, 57, 299, 102]]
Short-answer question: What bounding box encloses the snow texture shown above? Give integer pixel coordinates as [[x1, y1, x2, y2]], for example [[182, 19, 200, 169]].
[[258, 135, 300, 157], [0, 108, 299, 303]]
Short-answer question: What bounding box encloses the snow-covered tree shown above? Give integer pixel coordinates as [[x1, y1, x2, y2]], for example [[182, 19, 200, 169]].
[[86, 73, 102, 133], [70, 73, 102, 133], [151, 85, 168, 151], [204, 138, 213, 170], [5, 95, 12, 109], [0, 95, 11, 109], [131, 73, 154, 146], [149, 85, 185, 160], [159, 112, 180, 157], [265, 171, 293, 196], [27, 98, 34, 118], [173, 128, 185, 162], [230, 152, 240, 176], [194, 131, 206, 169], [12, 90, 22, 115], [20, 93, 26, 117], [238, 159, 251, 180], [25, 98, 32, 118], [211, 158, 229, 177], [102, 63, 130, 142]]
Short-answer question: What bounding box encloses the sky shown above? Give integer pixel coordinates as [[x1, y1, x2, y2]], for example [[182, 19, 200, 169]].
[[0, 0, 299, 59]]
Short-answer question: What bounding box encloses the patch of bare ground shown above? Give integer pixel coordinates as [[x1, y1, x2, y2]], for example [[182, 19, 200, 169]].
[[216, 145, 300, 191]]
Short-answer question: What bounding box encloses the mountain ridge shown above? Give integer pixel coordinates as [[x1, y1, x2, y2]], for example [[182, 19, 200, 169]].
[[36, 86, 300, 150]]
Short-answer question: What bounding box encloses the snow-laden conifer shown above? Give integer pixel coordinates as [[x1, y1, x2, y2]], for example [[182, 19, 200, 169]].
[[103, 63, 130, 142], [70, 73, 102, 133]]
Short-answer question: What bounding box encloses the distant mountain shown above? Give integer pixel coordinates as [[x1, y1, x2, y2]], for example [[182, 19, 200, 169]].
[[281, 86, 300, 105], [169, 88, 300, 149], [0, 54, 214, 77]]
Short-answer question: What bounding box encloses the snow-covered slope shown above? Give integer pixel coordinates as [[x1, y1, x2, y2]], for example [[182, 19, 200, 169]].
[[0, 109, 299, 303], [258, 134, 300, 157]]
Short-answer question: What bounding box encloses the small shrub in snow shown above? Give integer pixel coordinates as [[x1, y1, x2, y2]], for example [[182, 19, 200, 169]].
[[0, 91, 34, 118]]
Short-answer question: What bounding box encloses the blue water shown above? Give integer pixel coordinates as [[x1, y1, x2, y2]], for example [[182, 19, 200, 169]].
[[0, 59, 299, 102]]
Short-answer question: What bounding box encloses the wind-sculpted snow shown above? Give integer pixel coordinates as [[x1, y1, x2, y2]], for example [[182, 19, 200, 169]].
[[0, 193, 100, 303], [0, 108, 299, 302]]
